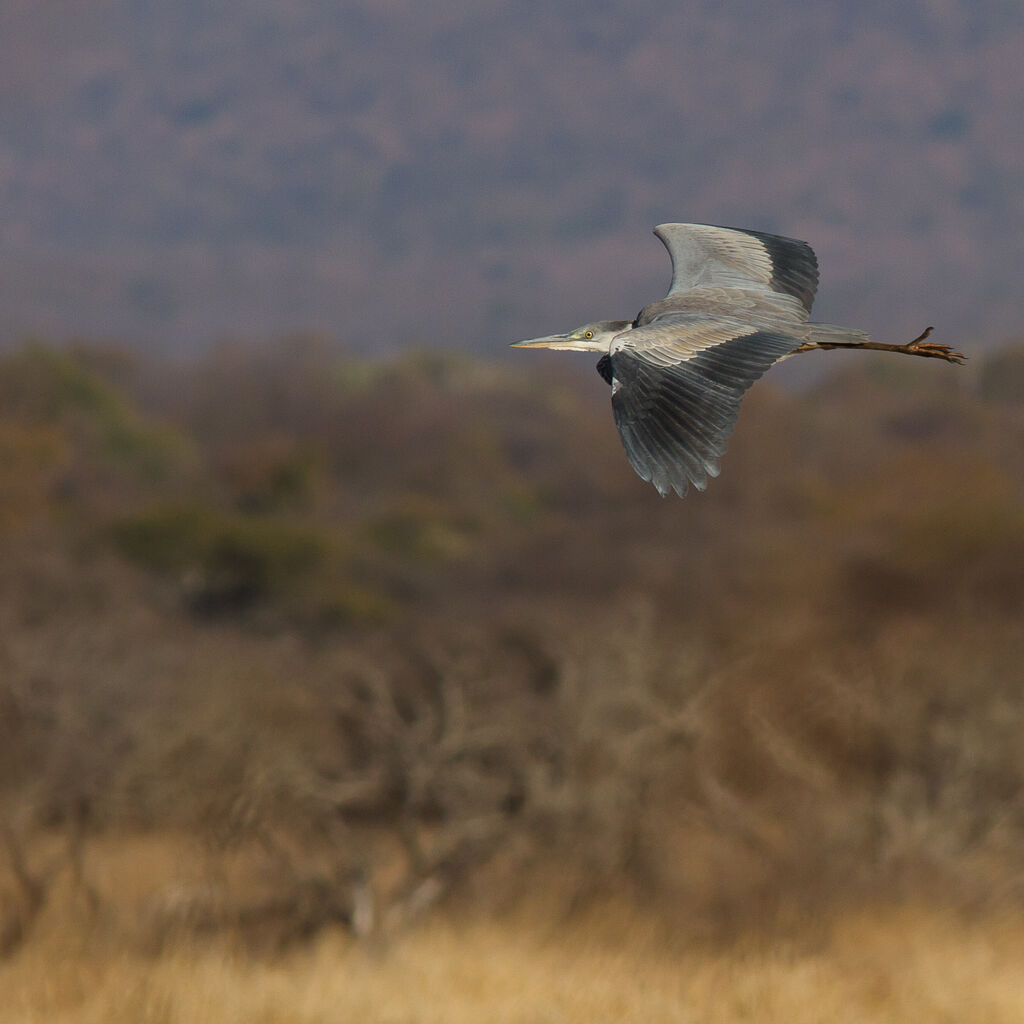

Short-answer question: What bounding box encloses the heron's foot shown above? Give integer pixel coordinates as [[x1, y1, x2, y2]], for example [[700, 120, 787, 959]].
[[900, 327, 966, 364], [907, 342, 966, 364]]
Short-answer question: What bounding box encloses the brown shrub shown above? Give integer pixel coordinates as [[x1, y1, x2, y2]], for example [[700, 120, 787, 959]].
[[1, 339, 1022, 951]]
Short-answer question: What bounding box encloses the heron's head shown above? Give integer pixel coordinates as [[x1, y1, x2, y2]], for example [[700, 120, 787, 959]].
[[510, 320, 631, 352]]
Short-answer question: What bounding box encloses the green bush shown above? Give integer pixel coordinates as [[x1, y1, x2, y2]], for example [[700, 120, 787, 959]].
[[110, 504, 334, 609]]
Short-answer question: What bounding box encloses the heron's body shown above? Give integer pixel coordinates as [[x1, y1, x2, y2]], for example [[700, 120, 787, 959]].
[[512, 223, 963, 497]]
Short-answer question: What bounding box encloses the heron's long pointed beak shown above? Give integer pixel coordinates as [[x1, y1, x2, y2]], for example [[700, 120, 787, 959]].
[[510, 333, 576, 349]]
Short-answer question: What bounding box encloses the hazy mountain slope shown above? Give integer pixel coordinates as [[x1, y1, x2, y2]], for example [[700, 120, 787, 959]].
[[0, 0, 1021, 350]]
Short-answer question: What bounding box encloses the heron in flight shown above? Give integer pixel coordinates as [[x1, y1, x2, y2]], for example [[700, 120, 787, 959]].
[[511, 223, 964, 497]]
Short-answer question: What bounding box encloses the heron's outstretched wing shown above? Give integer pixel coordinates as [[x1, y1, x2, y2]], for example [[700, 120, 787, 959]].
[[651, 223, 819, 321], [605, 315, 801, 497]]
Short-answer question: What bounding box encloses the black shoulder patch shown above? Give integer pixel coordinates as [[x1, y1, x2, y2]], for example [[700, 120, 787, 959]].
[[596, 354, 614, 385]]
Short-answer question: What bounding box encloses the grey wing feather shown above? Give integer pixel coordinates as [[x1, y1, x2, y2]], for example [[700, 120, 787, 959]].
[[652, 223, 819, 321], [608, 315, 801, 497]]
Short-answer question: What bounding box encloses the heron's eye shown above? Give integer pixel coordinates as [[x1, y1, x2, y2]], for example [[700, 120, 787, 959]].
[[584, 330, 594, 339]]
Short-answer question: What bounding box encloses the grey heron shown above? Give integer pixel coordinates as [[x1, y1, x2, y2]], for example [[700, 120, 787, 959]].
[[511, 223, 964, 498]]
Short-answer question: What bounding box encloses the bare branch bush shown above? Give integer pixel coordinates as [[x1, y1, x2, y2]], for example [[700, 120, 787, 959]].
[[2, 340, 1023, 951]]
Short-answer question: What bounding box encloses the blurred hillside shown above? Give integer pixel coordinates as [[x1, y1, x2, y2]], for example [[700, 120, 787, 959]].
[[1, 0, 1023, 348], [1, 338, 1023, 954]]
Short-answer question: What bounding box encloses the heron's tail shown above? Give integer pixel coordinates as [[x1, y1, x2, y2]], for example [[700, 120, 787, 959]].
[[802, 323, 871, 347]]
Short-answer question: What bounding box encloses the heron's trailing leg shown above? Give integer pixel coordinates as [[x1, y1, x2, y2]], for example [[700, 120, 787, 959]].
[[795, 326, 966, 364]]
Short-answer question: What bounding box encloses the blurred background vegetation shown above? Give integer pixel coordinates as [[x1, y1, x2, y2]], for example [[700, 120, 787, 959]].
[[1, 336, 1023, 956]]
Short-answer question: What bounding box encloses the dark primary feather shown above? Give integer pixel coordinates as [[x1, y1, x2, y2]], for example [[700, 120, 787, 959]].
[[606, 323, 800, 497], [737, 227, 819, 316]]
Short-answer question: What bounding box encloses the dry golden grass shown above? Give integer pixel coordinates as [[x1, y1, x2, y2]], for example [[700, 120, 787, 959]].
[[2, 905, 1024, 1024]]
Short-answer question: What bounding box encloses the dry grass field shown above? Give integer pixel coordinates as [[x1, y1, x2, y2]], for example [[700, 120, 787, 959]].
[[2, 339, 1024, 1020], [3, 895, 1024, 1023]]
